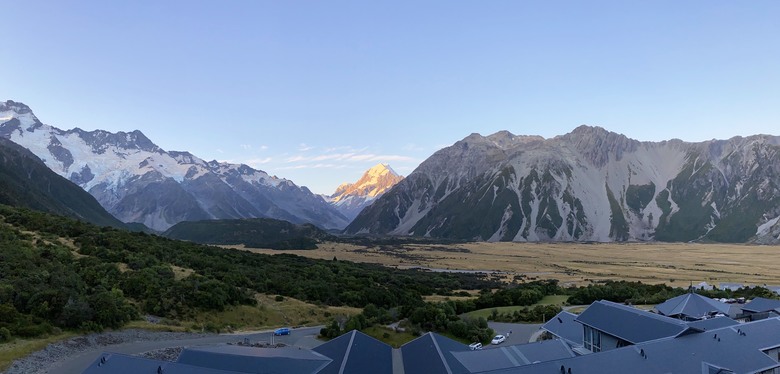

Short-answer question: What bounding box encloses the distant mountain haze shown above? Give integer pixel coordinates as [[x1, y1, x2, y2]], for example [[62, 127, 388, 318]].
[[346, 126, 780, 243], [0, 100, 349, 231], [327, 163, 404, 220]]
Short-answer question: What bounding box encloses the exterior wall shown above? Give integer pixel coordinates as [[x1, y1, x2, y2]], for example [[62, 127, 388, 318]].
[[765, 346, 780, 361], [600, 333, 622, 351], [583, 325, 626, 352], [760, 346, 780, 374]]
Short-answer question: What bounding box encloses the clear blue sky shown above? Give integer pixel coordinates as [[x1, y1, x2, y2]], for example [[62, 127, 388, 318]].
[[2, 1, 779, 194]]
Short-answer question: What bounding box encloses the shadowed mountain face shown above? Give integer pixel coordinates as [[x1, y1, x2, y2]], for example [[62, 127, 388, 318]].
[[0, 100, 349, 231], [346, 126, 780, 243], [0, 137, 129, 229]]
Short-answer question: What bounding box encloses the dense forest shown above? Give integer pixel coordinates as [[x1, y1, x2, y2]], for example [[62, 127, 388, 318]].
[[0, 204, 500, 341], [162, 218, 332, 249]]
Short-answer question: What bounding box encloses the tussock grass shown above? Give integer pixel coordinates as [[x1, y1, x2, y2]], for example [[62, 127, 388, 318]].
[[243, 242, 780, 288], [188, 294, 360, 333]]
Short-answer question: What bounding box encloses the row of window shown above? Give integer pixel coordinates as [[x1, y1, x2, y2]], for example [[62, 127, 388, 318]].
[[583, 325, 601, 352]]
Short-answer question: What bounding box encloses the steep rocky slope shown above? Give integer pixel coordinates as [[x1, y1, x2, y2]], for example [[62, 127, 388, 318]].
[[1, 100, 348, 231], [346, 127, 780, 243]]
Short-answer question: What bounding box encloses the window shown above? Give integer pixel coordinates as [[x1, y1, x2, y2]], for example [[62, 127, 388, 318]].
[[583, 326, 602, 352]]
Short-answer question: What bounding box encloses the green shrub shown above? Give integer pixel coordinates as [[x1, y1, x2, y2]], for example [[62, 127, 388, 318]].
[[0, 327, 12, 342]]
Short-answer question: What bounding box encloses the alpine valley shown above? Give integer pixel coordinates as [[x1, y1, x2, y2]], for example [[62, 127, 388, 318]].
[[0, 100, 349, 232], [346, 127, 780, 244], [3, 99, 780, 244]]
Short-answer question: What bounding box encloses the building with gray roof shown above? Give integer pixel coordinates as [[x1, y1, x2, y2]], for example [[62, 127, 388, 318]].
[[540, 311, 581, 347], [684, 316, 739, 331], [84, 331, 394, 374], [400, 332, 471, 374], [741, 297, 780, 322], [84, 299, 780, 374], [575, 300, 690, 352], [177, 345, 332, 373], [312, 330, 392, 374], [451, 339, 575, 372], [82, 352, 241, 374], [655, 291, 730, 320], [482, 317, 780, 374], [742, 297, 780, 314], [719, 283, 745, 291]]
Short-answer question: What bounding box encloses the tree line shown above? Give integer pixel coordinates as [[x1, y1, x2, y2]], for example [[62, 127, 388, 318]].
[[0, 205, 500, 341]]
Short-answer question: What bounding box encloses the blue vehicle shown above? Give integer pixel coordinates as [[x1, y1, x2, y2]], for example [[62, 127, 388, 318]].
[[274, 328, 291, 336]]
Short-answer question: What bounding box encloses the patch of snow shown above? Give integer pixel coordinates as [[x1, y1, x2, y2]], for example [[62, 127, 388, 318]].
[[711, 202, 720, 219], [392, 199, 429, 235], [757, 216, 780, 236], [488, 205, 514, 241]]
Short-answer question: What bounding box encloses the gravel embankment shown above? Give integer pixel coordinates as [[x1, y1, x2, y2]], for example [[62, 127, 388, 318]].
[[3, 329, 211, 374]]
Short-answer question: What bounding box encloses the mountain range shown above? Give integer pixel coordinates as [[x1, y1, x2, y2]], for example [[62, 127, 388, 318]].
[[4, 99, 780, 244], [327, 163, 404, 220], [346, 126, 780, 244], [0, 100, 348, 232], [0, 136, 130, 229]]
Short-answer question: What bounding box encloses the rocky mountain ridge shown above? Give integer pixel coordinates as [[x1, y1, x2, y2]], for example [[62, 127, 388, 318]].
[[328, 163, 404, 220], [346, 126, 780, 243], [0, 100, 349, 231]]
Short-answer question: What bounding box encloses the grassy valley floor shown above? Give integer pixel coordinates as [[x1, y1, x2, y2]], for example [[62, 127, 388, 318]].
[[239, 242, 780, 288]]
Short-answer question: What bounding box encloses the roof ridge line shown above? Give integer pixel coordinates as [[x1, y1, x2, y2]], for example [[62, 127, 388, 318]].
[[430, 333, 454, 374], [337, 330, 357, 374]]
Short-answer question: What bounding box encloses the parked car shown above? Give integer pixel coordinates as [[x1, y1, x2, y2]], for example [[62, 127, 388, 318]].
[[491, 335, 506, 345], [468, 342, 483, 350], [274, 328, 291, 336]]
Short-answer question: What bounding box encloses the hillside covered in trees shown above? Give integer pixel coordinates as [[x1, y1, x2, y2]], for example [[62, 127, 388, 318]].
[[163, 218, 331, 249], [0, 204, 499, 341]]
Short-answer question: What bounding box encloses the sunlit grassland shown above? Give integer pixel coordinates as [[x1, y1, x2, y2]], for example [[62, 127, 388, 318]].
[[187, 294, 360, 333], [242, 242, 780, 288]]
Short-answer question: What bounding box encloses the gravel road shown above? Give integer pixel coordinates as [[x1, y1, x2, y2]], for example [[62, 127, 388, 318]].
[[3, 326, 322, 374], [3, 330, 210, 374]]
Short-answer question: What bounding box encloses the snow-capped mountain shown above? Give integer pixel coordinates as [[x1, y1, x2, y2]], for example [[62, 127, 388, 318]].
[[0, 137, 129, 229], [327, 163, 404, 220], [0, 100, 349, 231], [345, 126, 780, 243]]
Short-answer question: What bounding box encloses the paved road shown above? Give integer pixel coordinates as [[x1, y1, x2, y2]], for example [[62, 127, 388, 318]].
[[484, 322, 543, 348], [48, 326, 323, 374], [45, 322, 547, 372]]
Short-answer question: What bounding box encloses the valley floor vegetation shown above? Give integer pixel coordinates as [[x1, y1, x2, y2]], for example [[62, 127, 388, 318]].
[[2, 204, 779, 366], [248, 240, 780, 288]]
